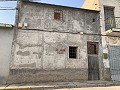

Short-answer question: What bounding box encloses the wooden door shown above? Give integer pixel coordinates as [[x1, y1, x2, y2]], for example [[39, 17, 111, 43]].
[[87, 42, 99, 80]]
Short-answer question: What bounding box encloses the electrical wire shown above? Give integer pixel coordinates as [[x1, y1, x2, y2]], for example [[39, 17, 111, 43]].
[[0, 6, 14, 8], [0, 8, 16, 10], [0, 0, 40, 1], [0, 0, 17, 1], [20, 28, 120, 37]]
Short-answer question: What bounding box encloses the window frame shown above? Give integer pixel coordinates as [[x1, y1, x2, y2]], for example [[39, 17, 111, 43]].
[[104, 6, 115, 30], [69, 46, 78, 59], [54, 9, 63, 21]]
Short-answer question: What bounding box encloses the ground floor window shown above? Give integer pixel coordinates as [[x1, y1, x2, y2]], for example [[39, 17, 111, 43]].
[[69, 46, 77, 59]]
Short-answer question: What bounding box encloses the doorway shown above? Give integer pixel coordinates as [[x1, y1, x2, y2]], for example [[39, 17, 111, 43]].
[[87, 42, 100, 80]]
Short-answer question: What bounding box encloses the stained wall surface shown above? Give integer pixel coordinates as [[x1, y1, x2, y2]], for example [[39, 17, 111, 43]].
[[0, 28, 14, 84]]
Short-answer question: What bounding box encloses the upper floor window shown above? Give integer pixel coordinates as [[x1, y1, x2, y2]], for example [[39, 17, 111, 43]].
[[92, 18, 96, 22], [54, 9, 63, 20], [104, 6, 115, 30]]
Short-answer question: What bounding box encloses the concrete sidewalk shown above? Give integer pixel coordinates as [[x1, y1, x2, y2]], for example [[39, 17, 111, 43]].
[[0, 81, 113, 90]]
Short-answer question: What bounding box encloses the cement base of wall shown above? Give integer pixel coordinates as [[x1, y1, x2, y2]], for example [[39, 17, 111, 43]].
[[103, 68, 111, 81], [8, 69, 88, 84]]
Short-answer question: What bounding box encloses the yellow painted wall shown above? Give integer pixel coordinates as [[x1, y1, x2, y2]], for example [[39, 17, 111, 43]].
[[82, 0, 99, 11]]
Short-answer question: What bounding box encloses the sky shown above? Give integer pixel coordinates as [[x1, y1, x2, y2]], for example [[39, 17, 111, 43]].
[[0, 0, 85, 24]]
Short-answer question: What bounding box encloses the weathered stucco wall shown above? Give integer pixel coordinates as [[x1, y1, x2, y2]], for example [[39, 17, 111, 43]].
[[9, 30, 102, 83], [9, 1, 102, 83], [11, 30, 99, 70], [19, 2, 100, 34], [0, 28, 14, 84]]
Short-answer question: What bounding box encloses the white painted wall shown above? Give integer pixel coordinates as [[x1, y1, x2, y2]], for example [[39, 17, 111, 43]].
[[0, 28, 14, 84]]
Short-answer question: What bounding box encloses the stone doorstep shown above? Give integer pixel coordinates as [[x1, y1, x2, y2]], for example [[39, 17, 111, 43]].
[[0, 81, 113, 90]]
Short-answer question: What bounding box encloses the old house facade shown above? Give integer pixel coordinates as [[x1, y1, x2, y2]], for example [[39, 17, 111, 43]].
[[82, 0, 120, 81], [8, 1, 103, 83], [0, 23, 14, 84], [100, 0, 120, 81]]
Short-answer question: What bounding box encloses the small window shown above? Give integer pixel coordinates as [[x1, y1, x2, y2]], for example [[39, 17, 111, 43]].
[[54, 10, 63, 20], [92, 18, 95, 22], [54, 12, 61, 20], [69, 46, 77, 59]]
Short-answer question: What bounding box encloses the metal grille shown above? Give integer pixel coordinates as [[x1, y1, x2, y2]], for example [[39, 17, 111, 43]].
[[105, 17, 120, 29], [54, 9, 63, 20], [69, 46, 77, 59], [104, 6, 115, 30], [109, 46, 120, 81]]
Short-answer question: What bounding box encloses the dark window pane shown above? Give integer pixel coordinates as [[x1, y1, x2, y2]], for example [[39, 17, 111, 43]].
[[87, 42, 98, 54], [54, 12, 61, 20], [69, 46, 77, 59], [54, 10, 63, 20], [93, 18, 95, 22]]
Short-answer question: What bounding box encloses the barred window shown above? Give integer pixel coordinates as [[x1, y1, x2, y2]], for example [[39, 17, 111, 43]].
[[54, 9, 63, 20], [69, 46, 77, 59]]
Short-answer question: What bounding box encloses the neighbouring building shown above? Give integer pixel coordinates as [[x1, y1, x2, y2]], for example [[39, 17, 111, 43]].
[[82, 0, 120, 81], [82, 0, 99, 11], [0, 23, 14, 84], [8, 0, 103, 83]]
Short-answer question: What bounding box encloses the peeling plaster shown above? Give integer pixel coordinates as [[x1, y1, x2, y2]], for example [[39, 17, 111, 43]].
[[19, 63, 36, 67], [9, 2, 102, 83], [17, 51, 30, 56]]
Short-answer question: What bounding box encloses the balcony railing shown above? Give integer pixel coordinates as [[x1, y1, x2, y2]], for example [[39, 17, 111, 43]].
[[105, 17, 120, 30]]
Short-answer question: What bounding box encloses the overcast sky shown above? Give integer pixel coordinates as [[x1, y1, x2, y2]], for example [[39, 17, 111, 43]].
[[0, 0, 85, 24]]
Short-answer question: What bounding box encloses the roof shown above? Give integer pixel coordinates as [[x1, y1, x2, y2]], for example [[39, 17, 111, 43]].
[[82, 0, 99, 11], [0, 23, 13, 28], [22, 1, 99, 12]]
